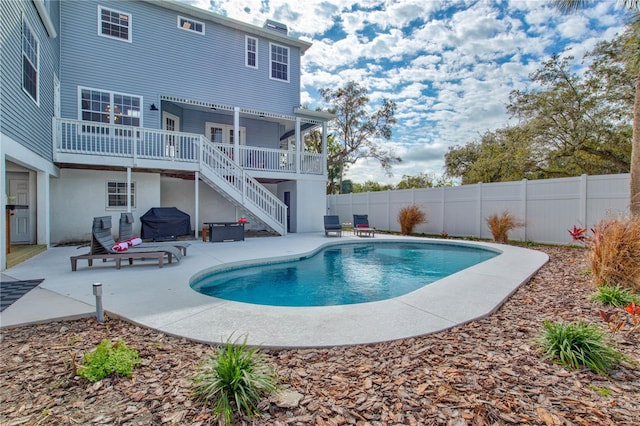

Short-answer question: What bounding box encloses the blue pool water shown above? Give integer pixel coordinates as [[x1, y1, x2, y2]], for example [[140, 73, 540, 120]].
[[191, 242, 498, 307]]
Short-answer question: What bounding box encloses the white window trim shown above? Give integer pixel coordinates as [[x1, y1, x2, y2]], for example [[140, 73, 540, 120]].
[[269, 42, 289, 83], [21, 15, 39, 105], [106, 181, 136, 210], [177, 15, 205, 34], [77, 86, 143, 127], [245, 35, 258, 69], [98, 5, 132, 43]]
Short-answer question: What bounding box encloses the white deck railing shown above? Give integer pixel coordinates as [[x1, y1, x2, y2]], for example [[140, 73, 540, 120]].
[[53, 118, 296, 234], [54, 118, 323, 175]]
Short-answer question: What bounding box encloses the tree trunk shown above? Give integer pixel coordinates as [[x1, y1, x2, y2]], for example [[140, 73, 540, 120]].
[[631, 74, 640, 216]]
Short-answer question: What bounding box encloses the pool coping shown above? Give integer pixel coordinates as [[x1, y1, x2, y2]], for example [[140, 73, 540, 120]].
[[0, 234, 548, 348]]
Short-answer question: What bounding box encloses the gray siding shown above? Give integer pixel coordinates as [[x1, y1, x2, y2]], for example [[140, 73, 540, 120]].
[[60, 0, 303, 129], [1, 0, 60, 160]]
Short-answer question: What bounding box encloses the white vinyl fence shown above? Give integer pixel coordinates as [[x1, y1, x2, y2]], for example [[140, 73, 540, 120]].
[[327, 174, 631, 245]]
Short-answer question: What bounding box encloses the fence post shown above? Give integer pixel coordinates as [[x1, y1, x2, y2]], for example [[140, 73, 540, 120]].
[[387, 189, 391, 231], [476, 182, 483, 238], [441, 186, 446, 235], [579, 174, 588, 226], [521, 179, 528, 241]]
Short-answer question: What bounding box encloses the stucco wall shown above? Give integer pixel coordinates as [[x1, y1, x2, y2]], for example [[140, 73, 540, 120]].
[[50, 169, 160, 244]]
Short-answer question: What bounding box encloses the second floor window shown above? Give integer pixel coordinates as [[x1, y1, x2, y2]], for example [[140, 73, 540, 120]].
[[270, 43, 289, 82], [246, 36, 257, 68], [22, 17, 39, 104], [99, 6, 131, 42], [178, 16, 204, 34], [80, 88, 141, 126]]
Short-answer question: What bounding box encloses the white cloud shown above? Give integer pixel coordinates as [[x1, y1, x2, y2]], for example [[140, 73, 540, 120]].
[[180, 0, 629, 185]]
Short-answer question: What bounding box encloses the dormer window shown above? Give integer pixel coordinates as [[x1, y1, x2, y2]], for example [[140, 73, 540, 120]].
[[178, 16, 204, 34], [98, 6, 131, 42]]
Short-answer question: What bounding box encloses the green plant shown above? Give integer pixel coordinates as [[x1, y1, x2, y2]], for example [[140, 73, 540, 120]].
[[192, 336, 278, 424], [588, 385, 612, 397], [76, 339, 140, 382], [485, 210, 523, 244], [535, 320, 625, 375], [591, 284, 640, 307], [397, 204, 427, 235]]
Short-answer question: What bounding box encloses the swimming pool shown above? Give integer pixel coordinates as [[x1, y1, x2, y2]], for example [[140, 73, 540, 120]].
[[191, 241, 498, 306]]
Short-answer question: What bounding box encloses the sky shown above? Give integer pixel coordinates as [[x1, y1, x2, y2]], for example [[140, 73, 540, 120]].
[[183, 0, 631, 186]]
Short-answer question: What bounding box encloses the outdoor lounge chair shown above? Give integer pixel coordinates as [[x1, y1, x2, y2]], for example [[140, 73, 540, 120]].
[[70, 216, 183, 271], [324, 215, 342, 237], [118, 213, 190, 255], [353, 214, 375, 237]]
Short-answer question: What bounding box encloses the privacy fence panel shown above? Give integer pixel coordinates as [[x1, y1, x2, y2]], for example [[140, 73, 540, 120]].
[[327, 174, 630, 245]]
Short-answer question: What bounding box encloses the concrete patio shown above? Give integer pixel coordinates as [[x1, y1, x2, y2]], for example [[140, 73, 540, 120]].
[[0, 233, 548, 348]]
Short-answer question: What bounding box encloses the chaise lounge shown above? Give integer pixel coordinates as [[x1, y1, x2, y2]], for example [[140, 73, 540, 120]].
[[70, 216, 183, 271], [324, 215, 343, 237], [353, 214, 375, 237]]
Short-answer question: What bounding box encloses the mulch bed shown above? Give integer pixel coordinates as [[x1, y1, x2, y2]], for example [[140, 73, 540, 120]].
[[0, 246, 638, 425]]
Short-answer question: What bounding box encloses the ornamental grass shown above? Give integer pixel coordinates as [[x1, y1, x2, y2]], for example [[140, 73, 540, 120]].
[[192, 336, 278, 424], [587, 215, 640, 292], [485, 210, 524, 244], [536, 320, 626, 375], [398, 204, 427, 235]]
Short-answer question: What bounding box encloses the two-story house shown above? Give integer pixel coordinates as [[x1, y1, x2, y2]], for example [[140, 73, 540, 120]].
[[1, 0, 332, 271]]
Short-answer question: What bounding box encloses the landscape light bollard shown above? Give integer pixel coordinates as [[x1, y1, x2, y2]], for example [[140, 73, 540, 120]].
[[93, 282, 104, 323]]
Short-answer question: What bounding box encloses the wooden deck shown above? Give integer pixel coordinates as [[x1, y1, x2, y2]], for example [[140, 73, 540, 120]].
[[6, 245, 47, 269]]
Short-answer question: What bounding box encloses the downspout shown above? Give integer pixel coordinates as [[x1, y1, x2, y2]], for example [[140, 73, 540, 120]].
[[194, 171, 199, 239], [295, 118, 301, 174], [322, 121, 328, 178]]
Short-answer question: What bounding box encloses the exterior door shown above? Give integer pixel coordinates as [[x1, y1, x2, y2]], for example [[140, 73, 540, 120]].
[[162, 112, 180, 157], [9, 178, 30, 244]]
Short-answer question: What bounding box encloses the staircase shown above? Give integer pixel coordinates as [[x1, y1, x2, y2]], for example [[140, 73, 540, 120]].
[[198, 136, 287, 235]]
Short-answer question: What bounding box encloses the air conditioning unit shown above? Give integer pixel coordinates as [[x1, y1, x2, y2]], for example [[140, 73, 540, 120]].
[[264, 19, 287, 35]]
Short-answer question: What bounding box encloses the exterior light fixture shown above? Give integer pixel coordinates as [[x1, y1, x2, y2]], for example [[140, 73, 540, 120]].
[[150, 104, 159, 111]]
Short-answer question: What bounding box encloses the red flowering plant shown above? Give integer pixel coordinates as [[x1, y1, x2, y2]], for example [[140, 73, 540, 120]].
[[568, 225, 588, 242], [599, 302, 640, 334]]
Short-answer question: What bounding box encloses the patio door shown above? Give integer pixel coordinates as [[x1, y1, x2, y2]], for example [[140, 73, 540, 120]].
[[162, 112, 180, 157], [205, 122, 246, 158]]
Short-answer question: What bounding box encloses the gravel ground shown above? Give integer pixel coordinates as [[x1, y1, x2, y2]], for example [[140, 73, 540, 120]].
[[1, 245, 638, 425]]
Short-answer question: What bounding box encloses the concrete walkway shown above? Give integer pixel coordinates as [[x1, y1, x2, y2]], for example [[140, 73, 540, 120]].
[[0, 234, 548, 348]]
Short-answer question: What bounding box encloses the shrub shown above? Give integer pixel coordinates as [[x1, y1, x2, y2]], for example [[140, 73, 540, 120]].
[[485, 210, 523, 244], [535, 320, 625, 375], [587, 216, 640, 292], [76, 339, 140, 382], [398, 204, 427, 235], [591, 284, 640, 307], [192, 336, 278, 424]]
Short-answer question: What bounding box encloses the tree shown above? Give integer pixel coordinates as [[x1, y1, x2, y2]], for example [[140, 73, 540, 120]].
[[396, 173, 455, 189], [551, 0, 640, 214], [444, 38, 635, 184], [445, 127, 541, 184], [508, 53, 633, 176], [352, 181, 394, 192], [319, 81, 401, 193]]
